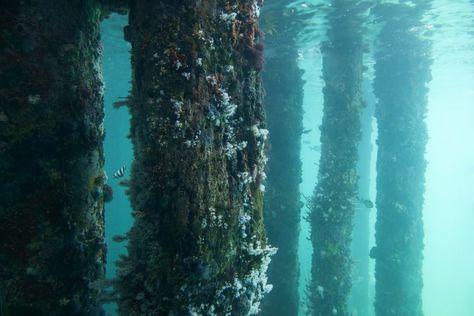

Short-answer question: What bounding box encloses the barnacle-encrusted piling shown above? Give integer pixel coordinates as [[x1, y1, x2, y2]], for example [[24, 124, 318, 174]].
[[307, 1, 365, 315], [115, 1, 273, 315], [0, 1, 106, 314], [260, 4, 304, 316], [372, 2, 432, 315]]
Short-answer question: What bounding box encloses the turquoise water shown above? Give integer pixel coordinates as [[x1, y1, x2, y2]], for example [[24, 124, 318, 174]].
[[293, 1, 474, 315], [423, 1, 474, 314], [101, 14, 133, 316], [99, 1, 474, 314]]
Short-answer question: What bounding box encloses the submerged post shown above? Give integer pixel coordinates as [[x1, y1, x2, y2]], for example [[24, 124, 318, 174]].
[[115, 0, 273, 314], [308, 1, 366, 315], [0, 1, 106, 314], [372, 2, 432, 315], [260, 5, 304, 316]]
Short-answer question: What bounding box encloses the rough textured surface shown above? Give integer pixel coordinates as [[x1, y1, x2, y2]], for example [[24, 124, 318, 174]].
[[0, 1, 106, 315], [98, 0, 128, 19], [260, 3, 304, 316], [115, 1, 273, 315], [372, 2, 432, 316], [308, 1, 365, 315]]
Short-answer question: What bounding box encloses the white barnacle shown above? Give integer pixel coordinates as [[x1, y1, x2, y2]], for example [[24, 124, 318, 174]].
[[323, 212, 329, 221], [206, 75, 218, 86], [223, 102, 237, 118], [28, 94, 41, 105], [219, 88, 231, 105], [239, 214, 251, 226], [264, 284, 273, 293], [317, 285, 325, 299], [196, 30, 205, 40], [252, 0, 261, 18], [220, 11, 237, 22], [208, 37, 215, 50], [259, 128, 269, 140], [171, 98, 183, 117], [251, 125, 269, 141], [182, 72, 191, 80], [236, 141, 247, 151], [223, 142, 236, 158], [209, 206, 217, 223], [251, 125, 259, 136]]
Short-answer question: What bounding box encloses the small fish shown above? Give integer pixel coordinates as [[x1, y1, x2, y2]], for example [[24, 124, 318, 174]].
[[360, 199, 374, 209], [302, 128, 312, 134], [119, 179, 130, 187], [369, 246, 377, 259], [112, 96, 132, 108], [103, 184, 113, 203], [112, 234, 128, 243], [113, 166, 126, 179]]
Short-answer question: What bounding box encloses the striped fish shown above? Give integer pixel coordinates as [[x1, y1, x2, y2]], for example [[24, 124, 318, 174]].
[[113, 166, 126, 179]]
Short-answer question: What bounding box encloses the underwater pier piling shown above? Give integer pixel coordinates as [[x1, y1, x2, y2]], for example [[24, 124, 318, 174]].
[[372, 2, 432, 315], [115, 0, 273, 315], [0, 1, 106, 315], [260, 4, 304, 316], [307, 1, 365, 315]]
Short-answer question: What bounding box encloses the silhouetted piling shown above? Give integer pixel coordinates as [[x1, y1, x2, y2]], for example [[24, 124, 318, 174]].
[[0, 1, 106, 314], [372, 2, 432, 315], [260, 3, 304, 316], [308, 1, 366, 315]]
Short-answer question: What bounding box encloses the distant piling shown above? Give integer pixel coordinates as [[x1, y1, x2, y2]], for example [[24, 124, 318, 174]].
[[260, 5, 304, 316], [372, 2, 433, 315], [307, 1, 366, 315]]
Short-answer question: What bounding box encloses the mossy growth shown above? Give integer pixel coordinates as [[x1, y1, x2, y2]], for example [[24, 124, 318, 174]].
[[114, 1, 273, 315]]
